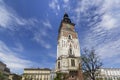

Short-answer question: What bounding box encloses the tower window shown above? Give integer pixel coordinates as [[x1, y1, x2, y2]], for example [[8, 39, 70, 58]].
[[71, 59, 75, 67], [58, 62, 60, 69], [69, 48, 72, 55], [68, 35, 72, 39]]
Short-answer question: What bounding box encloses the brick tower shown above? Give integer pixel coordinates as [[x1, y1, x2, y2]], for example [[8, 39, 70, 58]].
[[56, 13, 83, 80]]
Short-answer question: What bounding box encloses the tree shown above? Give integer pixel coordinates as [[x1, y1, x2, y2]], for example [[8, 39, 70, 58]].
[[54, 73, 62, 80], [0, 72, 5, 80], [81, 48, 102, 80], [12, 74, 22, 80], [54, 73, 68, 80]]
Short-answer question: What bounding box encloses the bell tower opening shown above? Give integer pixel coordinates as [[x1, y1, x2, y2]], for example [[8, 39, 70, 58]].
[[68, 34, 72, 39]]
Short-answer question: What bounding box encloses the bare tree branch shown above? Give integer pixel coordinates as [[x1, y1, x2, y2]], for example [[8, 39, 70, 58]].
[[81, 48, 102, 80]]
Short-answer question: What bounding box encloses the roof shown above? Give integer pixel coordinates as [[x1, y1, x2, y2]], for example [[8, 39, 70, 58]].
[[100, 68, 120, 70], [0, 61, 6, 66], [4, 67, 10, 73], [24, 68, 51, 71], [62, 13, 75, 26]]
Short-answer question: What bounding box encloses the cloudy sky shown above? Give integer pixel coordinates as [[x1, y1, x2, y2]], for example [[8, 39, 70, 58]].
[[0, 0, 120, 74]]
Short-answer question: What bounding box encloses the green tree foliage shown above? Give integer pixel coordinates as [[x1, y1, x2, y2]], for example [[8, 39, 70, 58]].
[[0, 72, 5, 80], [54, 73, 63, 80], [12, 74, 22, 80], [81, 48, 102, 80], [54, 73, 68, 80]]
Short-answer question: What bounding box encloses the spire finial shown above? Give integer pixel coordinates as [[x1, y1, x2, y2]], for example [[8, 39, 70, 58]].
[[64, 13, 68, 18], [64, 7, 67, 14]]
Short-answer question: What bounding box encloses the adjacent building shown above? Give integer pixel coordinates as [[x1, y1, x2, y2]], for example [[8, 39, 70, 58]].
[[22, 68, 51, 80], [97, 68, 120, 80], [55, 13, 83, 80], [0, 61, 10, 80], [50, 69, 56, 80]]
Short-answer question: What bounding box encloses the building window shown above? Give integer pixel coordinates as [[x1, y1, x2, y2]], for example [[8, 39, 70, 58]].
[[58, 62, 60, 69], [71, 59, 75, 67], [68, 35, 72, 39], [71, 75, 74, 78], [69, 48, 72, 55], [62, 40, 63, 47]]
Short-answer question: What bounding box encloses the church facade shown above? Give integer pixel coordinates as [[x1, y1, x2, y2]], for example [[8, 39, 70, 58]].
[[56, 13, 83, 80]]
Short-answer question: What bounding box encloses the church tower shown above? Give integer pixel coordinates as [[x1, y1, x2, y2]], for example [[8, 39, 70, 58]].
[[56, 13, 83, 80]]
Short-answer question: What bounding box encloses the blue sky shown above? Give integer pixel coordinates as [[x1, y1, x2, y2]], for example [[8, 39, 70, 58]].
[[0, 0, 120, 74]]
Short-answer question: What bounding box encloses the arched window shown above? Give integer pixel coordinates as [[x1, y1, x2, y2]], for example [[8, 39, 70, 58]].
[[62, 40, 63, 47], [58, 62, 60, 69], [69, 48, 72, 55], [68, 35, 72, 39]]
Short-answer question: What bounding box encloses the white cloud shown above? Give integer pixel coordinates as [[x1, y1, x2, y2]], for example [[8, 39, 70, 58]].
[[0, 53, 30, 69], [33, 19, 52, 49], [101, 0, 120, 13], [96, 39, 120, 66], [49, 1, 56, 9], [34, 35, 51, 49], [34, 31, 51, 49], [49, 0, 60, 11], [49, 0, 72, 15], [94, 0, 120, 31], [63, 0, 69, 3], [0, 0, 38, 30], [48, 52, 56, 58], [74, 2, 81, 25], [12, 43, 24, 52], [99, 14, 118, 30], [97, 39, 120, 59], [42, 20, 52, 29], [77, 0, 120, 67], [0, 40, 34, 73]]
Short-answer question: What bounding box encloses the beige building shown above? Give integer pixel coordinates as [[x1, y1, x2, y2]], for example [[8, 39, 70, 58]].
[[22, 68, 51, 80], [97, 68, 120, 80], [50, 69, 56, 80], [0, 61, 10, 80]]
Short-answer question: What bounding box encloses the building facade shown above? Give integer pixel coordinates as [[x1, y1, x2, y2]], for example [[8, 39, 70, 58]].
[[9, 73, 22, 80], [22, 68, 51, 80], [56, 13, 83, 80], [50, 69, 56, 80], [0, 61, 10, 80], [97, 68, 120, 80]]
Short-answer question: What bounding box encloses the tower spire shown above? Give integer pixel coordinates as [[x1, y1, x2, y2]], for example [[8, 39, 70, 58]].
[[62, 13, 71, 23], [64, 7, 67, 14]]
